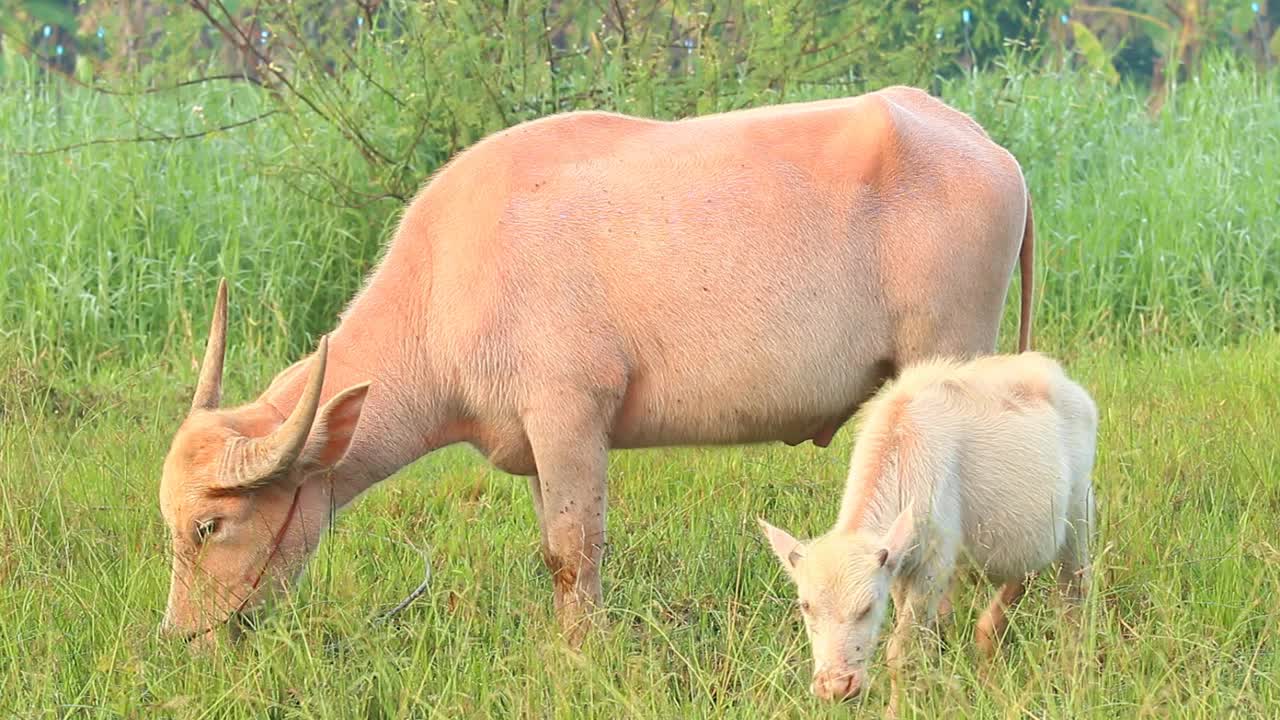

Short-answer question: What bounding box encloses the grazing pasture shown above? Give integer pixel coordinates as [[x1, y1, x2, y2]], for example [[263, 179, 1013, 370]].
[[1, 56, 1278, 717]]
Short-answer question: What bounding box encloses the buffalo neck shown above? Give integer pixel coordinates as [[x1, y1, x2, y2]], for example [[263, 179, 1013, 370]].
[[259, 280, 443, 508]]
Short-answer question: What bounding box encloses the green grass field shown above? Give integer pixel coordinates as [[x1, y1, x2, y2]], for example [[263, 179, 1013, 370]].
[[3, 334, 1278, 718], [2, 53, 1278, 718]]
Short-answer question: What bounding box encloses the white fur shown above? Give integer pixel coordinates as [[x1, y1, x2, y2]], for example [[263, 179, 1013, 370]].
[[760, 351, 1097, 706]]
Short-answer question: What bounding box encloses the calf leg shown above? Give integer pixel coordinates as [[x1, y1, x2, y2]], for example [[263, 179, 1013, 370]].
[[1058, 488, 1094, 606], [885, 581, 914, 720], [885, 564, 950, 718], [524, 404, 610, 646], [1057, 537, 1091, 608], [937, 582, 954, 619], [1055, 504, 1094, 670], [932, 575, 956, 650], [975, 579, 1028, 659]]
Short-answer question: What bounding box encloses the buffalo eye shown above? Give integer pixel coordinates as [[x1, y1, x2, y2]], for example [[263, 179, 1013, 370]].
[[798, 599, 811, 614], [856, 604, 872, 621], [195, 518, 221, 544]]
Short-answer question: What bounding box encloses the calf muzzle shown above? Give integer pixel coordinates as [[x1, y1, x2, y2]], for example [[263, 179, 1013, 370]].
[[811, 669, 863, 702]]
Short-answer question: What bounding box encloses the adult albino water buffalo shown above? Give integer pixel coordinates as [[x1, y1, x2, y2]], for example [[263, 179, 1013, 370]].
[[158, 85, 1035, 646]]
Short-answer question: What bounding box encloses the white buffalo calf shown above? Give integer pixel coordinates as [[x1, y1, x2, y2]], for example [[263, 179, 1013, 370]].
[[759, 351, 1097, 706]]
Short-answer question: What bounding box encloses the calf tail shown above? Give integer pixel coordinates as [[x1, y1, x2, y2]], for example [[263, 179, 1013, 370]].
[[1017, 191, 1035, 353]]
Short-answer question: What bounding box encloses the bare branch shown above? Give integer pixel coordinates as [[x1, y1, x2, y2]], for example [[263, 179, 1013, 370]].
[[10, 110, 279, 157], [188, 0, 399, 169], [338, 44, 409, 110]]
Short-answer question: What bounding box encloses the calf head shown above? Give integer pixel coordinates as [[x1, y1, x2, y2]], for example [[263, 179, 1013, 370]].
[[158, 280, 369, 645], [757, 507, 914, 702]]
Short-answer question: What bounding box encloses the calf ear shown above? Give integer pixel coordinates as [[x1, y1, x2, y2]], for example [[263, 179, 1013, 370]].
[[875, 505, 915, 571], [758, 518, 804, 571], [299, 382, 371, 471]]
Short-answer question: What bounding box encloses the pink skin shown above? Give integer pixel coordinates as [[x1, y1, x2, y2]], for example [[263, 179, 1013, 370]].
[[158, 85, 1035, 646]]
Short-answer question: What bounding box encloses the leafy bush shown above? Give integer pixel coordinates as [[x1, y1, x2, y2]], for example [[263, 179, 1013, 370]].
[[1, 3, 1276, 375]]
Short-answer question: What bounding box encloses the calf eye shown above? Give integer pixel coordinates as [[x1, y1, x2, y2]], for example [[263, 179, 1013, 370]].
[[856, 604, 872, 620], [797, 600, 811, 614], [195, 518, 221, 543]]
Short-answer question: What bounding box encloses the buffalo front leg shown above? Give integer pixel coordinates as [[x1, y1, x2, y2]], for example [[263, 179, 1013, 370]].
[[525, 408, 610, 646], [527, 476, 551, 565]]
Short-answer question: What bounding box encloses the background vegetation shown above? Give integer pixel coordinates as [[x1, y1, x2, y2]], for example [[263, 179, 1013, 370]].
[[1, 1, 1277, 718], [2, 1, 1278, 373]]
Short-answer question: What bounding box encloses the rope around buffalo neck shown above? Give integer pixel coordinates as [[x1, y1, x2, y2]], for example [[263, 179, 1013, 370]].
[[237, 483, 303, 613], [231, 480, 431, 626]]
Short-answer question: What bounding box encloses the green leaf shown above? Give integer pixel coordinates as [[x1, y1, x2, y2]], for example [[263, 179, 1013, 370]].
[[2, 34, 20, 72], [1228, 5, 1256, 36], [1071, 20, 1119, 85], [17, 0, 77, 30], [74, 54, 92, 84]]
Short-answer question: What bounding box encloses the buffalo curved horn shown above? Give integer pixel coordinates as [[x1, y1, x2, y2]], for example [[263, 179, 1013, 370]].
[[226, 335, 329, 487], [191, 278, 229, 411]]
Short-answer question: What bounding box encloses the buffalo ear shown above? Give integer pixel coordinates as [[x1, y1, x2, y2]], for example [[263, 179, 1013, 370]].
[[758, 518, 804, 572], [299, 382, 371, 470]]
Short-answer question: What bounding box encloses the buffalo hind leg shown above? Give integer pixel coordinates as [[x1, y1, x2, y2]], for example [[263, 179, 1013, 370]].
[[525, 403, 610, 646]]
